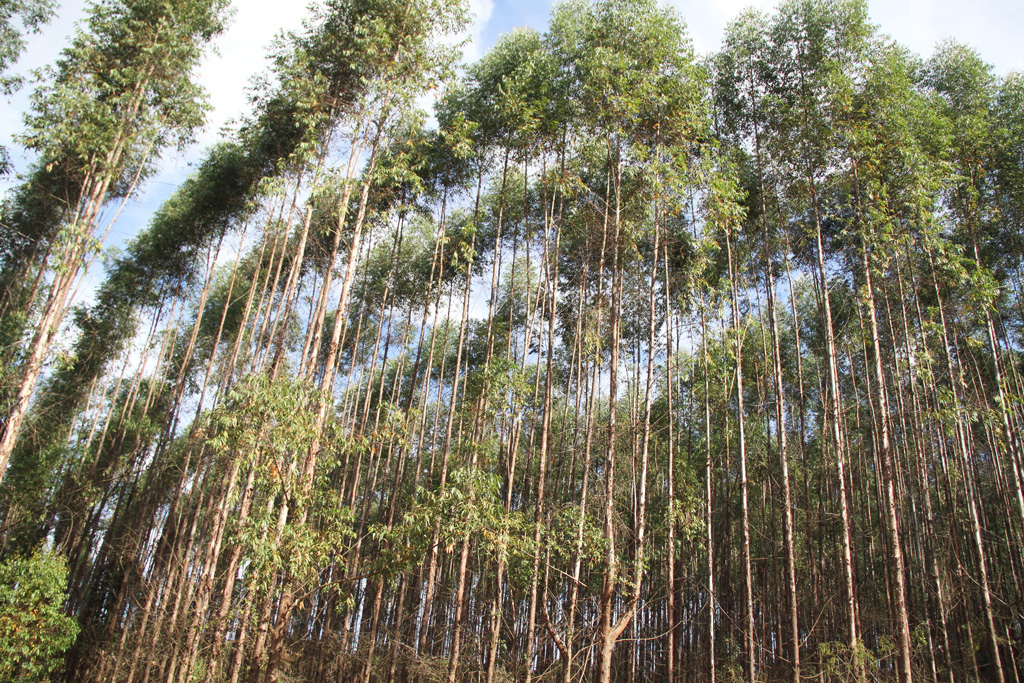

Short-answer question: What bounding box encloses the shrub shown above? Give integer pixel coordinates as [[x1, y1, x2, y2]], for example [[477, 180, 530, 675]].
[[0, 549, 79, 683]]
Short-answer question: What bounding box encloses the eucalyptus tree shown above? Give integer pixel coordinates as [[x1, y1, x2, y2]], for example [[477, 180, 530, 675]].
[[7, 0, 470, 676], [0, 0, 52, 89], [248, 2, 470, 678], [991, 73, 1024, 557], [921, 41, 1015, 683], [925, 43, 1024, 534], [832, 39, 959, 683], [1, 2, 382, 648], [0, 142, 266, 541], [755, 2, 874, 674], [0, 0, 230, 478], [715, 12, 803, 680], [705, 160, 762, 683], [440, 25, 561, 682], [991, 72, 1024, 277], [544, 1, 710, 680]]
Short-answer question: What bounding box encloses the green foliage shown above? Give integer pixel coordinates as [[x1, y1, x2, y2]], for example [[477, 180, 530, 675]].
[[463, 355, 531, 422], [546, 503, 606, 570], [383, 467, 532, 577], [815, 639, 896, 683], [205, 374, 355, 592], [443, 27, 552, 151], [0, 0, 54, 173], [21, 0, 229, 172], [704, 161, 747, 240], [0, 549, 78, 683], [0, 0, 54, 94]]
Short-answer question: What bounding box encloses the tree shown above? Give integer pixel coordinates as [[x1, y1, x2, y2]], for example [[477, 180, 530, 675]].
[[0, 0, 230, 479]]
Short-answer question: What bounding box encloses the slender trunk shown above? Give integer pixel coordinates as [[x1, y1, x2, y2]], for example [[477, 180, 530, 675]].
[[725, 228, 756, 683]]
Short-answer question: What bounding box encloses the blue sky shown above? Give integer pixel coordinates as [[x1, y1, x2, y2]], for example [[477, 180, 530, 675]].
[[1, 0, 1021, 264]]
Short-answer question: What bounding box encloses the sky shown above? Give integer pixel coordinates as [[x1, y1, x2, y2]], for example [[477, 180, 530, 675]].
[[1, 0, 1021, 253]]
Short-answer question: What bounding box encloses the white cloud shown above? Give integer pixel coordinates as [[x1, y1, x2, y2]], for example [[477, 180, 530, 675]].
[[195, 2, 311, 148], [871, 0, 1023, 73], [462, 0, 497, 63], [666, 0, 780, 56]]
